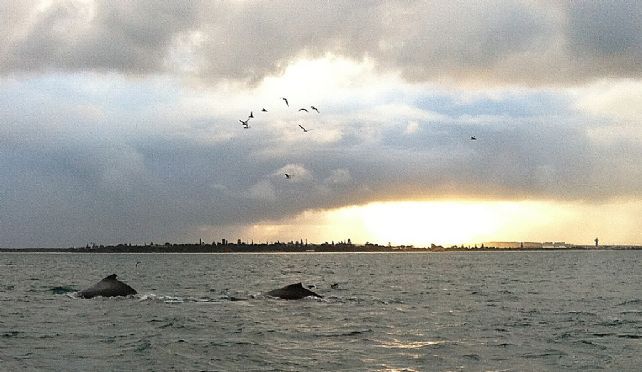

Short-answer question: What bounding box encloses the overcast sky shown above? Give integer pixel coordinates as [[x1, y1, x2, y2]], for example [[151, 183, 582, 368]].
[[1, 1, 641, 247]]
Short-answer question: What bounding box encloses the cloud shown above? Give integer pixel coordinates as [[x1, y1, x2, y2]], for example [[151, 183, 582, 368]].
[[1, 0, 202, 74], [1, 2, 641, 246], [1, 1, 641, 85], [565, 1, 642, 76], [574, 79, 642, 123], [324, 169, 353, 186], [245, 180, 277, 202]]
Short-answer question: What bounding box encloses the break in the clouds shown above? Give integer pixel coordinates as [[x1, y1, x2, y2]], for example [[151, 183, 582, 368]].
[[1, 1, 641, 247], [1, 1, 641, 84]]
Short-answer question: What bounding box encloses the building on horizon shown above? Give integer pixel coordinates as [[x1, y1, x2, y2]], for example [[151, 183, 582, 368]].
[[484, 241, 568, 249]]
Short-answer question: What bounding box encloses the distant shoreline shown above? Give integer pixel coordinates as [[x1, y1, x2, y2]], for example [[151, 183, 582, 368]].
[[1, 243, 641, 254]]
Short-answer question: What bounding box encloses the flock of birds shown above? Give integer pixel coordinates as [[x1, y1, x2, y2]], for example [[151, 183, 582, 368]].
[[239, 97, 319, 133], [237, 97, 477, 179], [238, 97, 321, 179]]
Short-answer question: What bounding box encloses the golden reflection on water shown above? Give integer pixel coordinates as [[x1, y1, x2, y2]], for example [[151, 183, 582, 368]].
[[376, 338, 449, 349]]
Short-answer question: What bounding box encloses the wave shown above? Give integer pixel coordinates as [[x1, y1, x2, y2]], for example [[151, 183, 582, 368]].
[[376, 339, 452, 349], [316, 329, 373, 338], [617, 299, 642, 306], [565, 310, 598, 316], [619, 309, 642, 314], [137, 293, 226, 304], [50, 286, 78, 295], [592, 332, 642, 339], [617, 334, 642, 339], [65, 292, 139, 300], [592, 332, 615, 337], [578, 339, 608, 350], [463, 354, 481, 361], [522, 349, 567, 359], [597, 319, 637, 327]]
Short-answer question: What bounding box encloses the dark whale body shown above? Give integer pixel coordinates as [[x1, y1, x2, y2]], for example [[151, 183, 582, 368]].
[[77, 274, 137, 299], [265, 283, 322, 300]]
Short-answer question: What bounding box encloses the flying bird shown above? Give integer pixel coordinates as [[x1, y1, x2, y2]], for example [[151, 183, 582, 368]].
[[298, 108, 309, 112], [281, 97, 289, 106], [239, 119, 250, 129], [248, 111, 254, 118], [284, 173, 292, 179], [298, 124, 313, 133], [310, 106, 319, 113], [261, 108, 268, 112], [470, 136, 477, 140]]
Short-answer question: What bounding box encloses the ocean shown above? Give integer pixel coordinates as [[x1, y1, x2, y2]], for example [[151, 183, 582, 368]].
[[1, 251, 640, 371]]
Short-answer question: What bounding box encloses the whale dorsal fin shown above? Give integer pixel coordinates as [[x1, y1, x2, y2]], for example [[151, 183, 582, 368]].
[[282, 282, 304, 290]]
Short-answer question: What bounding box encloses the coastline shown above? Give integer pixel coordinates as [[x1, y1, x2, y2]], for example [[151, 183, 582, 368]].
[[1, 243, 641, 254]]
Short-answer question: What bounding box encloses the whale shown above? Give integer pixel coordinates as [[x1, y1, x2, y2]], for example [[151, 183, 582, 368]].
[[77, 274, 137, 299], [264, 282, 322, 300]]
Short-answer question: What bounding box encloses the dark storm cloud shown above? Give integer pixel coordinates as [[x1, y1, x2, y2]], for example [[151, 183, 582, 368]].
[[1, 1, 641, 84]]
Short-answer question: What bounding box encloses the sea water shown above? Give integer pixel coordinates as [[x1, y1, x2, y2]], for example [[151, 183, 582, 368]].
[[1, 251, 640, 371]]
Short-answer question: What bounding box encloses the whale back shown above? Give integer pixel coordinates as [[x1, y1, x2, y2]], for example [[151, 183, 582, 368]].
[[265, 282, 322, 300], [77, 274, 137, 299]]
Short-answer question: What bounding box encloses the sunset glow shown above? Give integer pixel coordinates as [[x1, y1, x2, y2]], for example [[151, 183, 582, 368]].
[[231, 200, 642, 247]]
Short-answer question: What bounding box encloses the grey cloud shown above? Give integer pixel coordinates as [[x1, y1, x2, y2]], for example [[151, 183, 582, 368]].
[[3, 0, 202, 74], [565, 1, 642, 76], [2, 1, 641, 84], [192, 1, 382, 82], [2, 108, 641, 247]]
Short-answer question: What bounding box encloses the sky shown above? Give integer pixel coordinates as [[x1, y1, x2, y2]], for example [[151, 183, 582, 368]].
[[1, 0, 641, 248]]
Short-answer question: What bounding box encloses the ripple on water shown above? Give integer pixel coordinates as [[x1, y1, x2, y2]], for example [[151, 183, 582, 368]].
[[617, 299, 642, 306], [577, 339, 608, 350], [376, 339, 454, 349], [522, 349, 568, 359], [2, 330, 21, 338], [314, 329, 373, 338]]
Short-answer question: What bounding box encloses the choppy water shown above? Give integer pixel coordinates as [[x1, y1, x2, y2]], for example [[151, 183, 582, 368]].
[[1, 251, 641, 371]]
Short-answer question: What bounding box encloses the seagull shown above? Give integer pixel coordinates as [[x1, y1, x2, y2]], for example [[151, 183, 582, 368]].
[[239, 119, 250, 126], [298, 124, 313, 133], [470, 136, 477, 140], [248, 111, 254, 119], [310, 106, 319, 113], [298, 108, 309, 112], [281, 97, 289, 106], [261, 108, 268, 112]]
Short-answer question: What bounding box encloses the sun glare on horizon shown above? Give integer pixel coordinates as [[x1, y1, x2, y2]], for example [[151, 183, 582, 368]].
[[333, 200, 642, 247], [234, 199, 642, 248], [241, 200, 558, 247], [337, 201, 547, 246]]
